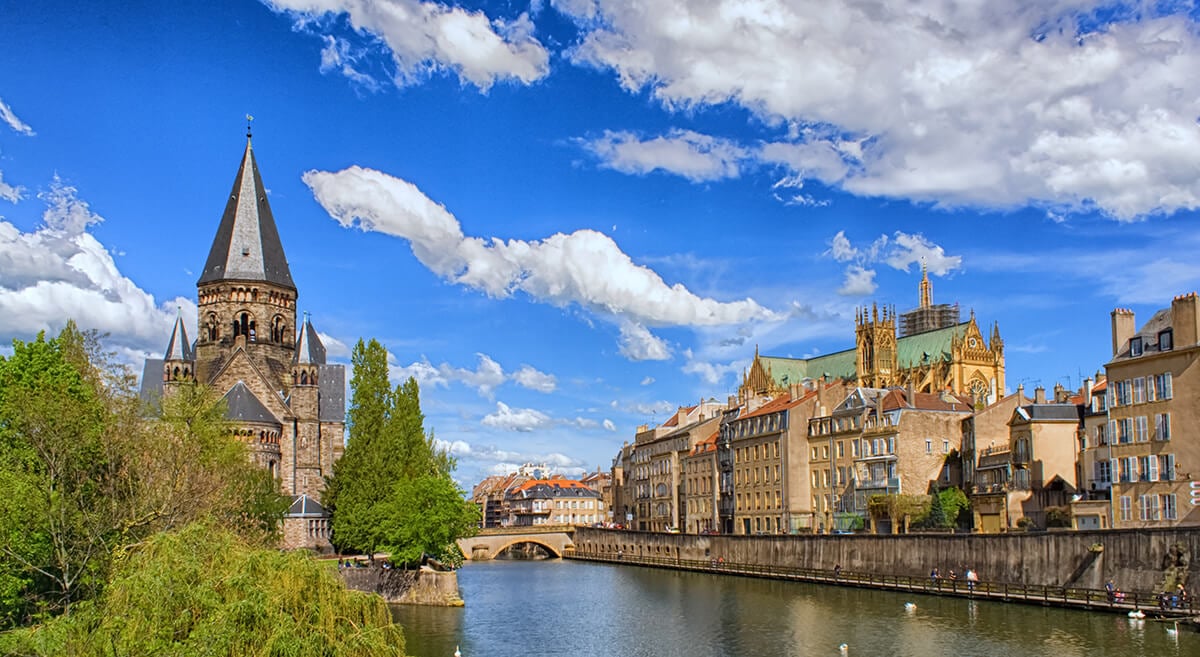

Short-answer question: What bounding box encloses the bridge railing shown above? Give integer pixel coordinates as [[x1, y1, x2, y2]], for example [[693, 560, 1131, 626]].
[[568, 552, 1187, 615], [475, 524, 575, 537]]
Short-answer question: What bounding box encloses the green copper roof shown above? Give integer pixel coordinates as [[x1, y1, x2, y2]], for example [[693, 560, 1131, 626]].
[[761, 322, 970, 386]]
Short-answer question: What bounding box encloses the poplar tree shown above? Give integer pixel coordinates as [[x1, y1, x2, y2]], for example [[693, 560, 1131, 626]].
[[325, 339, 476, 562]]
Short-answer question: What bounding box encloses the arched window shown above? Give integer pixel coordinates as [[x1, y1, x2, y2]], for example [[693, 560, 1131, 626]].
[[300, 371, 308, 385]]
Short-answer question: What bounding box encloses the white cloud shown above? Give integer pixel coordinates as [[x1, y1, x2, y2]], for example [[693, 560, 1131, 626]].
[[433, 438, 586, 471], [455, 352, 506, 397], [602, 419, 616, 431], [265, 0, 550, 90], [318, 34, 380, 89], [582, 129, 748, 182], [826, 231, 961, 297], [513, 364, 557, 392], [556, 1, 1200, 219], [681, 354, 741, 386], [301, 166, 778, 348], [639, 376, 654, 386], [618, 321, 671, 361], [837, 265, 877, 297], [0, 97, 34, 136], [481, 401, 552, 432], [0, 172, 23, 204], [0, 178, 193, 359], [317, 331, 352, 359]]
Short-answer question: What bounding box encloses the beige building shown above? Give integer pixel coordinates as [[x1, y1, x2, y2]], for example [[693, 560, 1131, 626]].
[[629, 401, 725, 532], [682, 432, 719, 533], [1072, 377, 1112, 530], [1105, 294, 1200, 528], [142, 136, 344, 552], [506, 477, 604, 527]]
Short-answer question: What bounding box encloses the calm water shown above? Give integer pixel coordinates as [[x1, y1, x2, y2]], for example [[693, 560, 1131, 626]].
[[392, 559, 1197, 657]]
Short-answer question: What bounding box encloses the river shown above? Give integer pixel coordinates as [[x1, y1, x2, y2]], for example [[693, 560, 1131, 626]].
[[392, 559, 1196, 657]]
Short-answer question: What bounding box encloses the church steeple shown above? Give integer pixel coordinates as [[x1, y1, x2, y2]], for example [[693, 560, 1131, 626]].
[[919, 260, 932, 309], [198, 136, 295, 290]]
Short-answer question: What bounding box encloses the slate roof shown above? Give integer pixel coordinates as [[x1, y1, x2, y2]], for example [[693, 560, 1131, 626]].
[[197, 138, 295, 290], [1111, 308, 1176, 362], [139, 358, 164, 402], [287, 494, 328, 518], [317, 364, 345, 423], [221, 381, 278, 424], [163, 313, 193, 361], [1013, 404, 1082, 423], [293, 318, 327, 365]]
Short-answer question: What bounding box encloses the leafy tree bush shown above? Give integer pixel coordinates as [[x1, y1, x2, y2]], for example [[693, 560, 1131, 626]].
[[0, 523, 406, 656]]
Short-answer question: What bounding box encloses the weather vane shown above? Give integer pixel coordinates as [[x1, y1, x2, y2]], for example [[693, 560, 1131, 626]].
[[246, 113, 254, 139]]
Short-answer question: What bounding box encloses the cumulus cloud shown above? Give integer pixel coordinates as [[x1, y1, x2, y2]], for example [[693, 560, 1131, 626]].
[[513, 364, 557, 392], [681, 352, 742, 386], [264, 0, 550, 90], [826, 230, 961, 297], [318, 34, 380, 89], [581, 129, 748, 182], [618, 321, 671, 361], [317, 331, 352, 359], [556, 0, 1200, 219], [481, 401, 552, 432], [0, 178, 193, 360], [433, 438, 585, 471], [602, 419, 616, 431], [301, 166, 777, 352], [837, 265, 877, 297], [0, 97, 34, 136]]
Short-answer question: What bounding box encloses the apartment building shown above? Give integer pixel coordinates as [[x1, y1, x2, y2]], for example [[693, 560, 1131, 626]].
[[1105, 294, 1200, 528], [506, 477, 604, 527], [682, 432, 719, 533]]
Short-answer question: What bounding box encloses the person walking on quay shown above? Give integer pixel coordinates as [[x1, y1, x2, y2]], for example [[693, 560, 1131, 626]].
[[1105, 579, 1116, 602], [930, 567, 940, 586], [834, 564, 842, 579], [966, 568, 978, 592]]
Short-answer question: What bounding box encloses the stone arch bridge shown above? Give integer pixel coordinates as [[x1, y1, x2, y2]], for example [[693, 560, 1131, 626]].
[[457, 525, 575, 561]]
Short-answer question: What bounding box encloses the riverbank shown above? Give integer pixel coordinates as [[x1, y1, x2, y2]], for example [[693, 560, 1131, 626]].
[[568, 551, 1198, 621], [340, 566, 464, 607]]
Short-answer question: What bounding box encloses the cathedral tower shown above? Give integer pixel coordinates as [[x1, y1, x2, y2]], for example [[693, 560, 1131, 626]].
[[856, 303, 897, 388]]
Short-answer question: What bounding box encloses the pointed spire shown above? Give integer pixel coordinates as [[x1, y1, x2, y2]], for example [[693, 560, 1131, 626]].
[[919, 258, 932, 309], [198, 135, 296, 290], [293, 314, 327, 365], [164, 308, 193, 361]]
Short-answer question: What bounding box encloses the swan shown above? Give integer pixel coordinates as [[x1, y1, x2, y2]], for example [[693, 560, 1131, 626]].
[[1167, 622, 1179, 636], [904, 602, 916, 611], [838, 644, 848, 653], [1128, 610, 1146, 619], [454, 647, 462, 657]]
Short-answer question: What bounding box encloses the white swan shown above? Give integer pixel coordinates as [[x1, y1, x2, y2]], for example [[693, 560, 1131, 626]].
[[1128, 610, 1146, 619], [838, 644, 848, 653], [454, 647, 462, 657], [904, 602, 916, 611], [1167, 622, 1179, 636]]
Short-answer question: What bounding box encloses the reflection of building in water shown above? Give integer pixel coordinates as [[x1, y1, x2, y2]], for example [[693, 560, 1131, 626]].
[[740, 267, 1005, 405]]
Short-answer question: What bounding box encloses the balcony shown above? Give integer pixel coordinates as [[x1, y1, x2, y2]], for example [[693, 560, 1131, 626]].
[[858, 477, 900, 490]]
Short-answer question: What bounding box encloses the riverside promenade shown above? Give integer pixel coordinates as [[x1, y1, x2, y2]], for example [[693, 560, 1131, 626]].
[[568, 551, 1197, 620]]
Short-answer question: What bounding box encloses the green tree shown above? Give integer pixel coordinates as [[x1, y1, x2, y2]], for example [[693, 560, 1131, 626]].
[[325, 339, 476, 562], [0, 326, 116, 624], [0, 522, 406, 657], [938, 487, 970, 528]]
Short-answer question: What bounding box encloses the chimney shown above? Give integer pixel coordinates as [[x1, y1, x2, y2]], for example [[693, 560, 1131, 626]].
[[906, 381, 915, 407], [1083, 377, 1094, 402], [1111, 308, 1136, 357], [1053, 383, 1068, 403], [1016, 383, 1024, 402], [1034, 386, 1046, 404], [1171, 292, 1200, 348]]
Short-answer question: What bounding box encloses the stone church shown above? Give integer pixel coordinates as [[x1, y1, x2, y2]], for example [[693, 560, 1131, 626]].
[[740, 266, 1006, 405], [141, 134, 343, 551]]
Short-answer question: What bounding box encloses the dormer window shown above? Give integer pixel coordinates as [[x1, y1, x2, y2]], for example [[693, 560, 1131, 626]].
[[1158, 329, 1173, 352], [1130, 336, 1143, 357]]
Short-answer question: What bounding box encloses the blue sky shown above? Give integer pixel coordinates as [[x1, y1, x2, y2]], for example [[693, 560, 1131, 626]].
[[3, 0, 1200, 488]]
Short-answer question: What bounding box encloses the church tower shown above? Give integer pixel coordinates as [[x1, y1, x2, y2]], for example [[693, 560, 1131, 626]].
[[855, 303, 897, 388], [194, 131, 298, 386]]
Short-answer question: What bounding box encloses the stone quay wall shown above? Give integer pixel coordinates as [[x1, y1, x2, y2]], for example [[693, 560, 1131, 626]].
[[340, 567, 464, 607], [571, 527, 1200, 593]]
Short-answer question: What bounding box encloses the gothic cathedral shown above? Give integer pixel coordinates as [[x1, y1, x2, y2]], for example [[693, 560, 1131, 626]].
[[741, 266, 1005, 405], [141, 134, 343, 551]]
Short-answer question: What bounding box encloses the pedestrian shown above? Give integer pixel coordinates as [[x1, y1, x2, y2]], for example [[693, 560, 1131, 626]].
[[834, 564, 842, 579], [931, 567, 940, 584], [966, 568, 978, 592], [1105, 579, 1115, 602]]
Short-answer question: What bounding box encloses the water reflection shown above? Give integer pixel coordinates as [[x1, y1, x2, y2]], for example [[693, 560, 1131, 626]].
[[392, 560, 1197, 657]]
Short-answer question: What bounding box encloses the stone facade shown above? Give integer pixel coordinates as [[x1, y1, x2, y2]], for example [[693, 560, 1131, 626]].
[[141, 137, 345, 551]]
